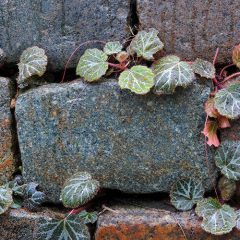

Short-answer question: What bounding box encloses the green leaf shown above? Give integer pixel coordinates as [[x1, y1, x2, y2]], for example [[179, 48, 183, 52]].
[[78, 211, 98, 224], [36, 215, 90, 240], [10, 198, 23, 209], [192, 58, 216, 79], [215, 140, 240, 180], [118, 65, 154, 94], [170, 178, 204, 211], [103, 41, 123, 55], [17, 46, 47, 86], [60, 172, 100, 208], [214, 82, 240, 119], [218, 176, 236, 201], [232, 44, 240, 68], [0, 186, 13, 214], [152, 55, 195, 95], [128, 29, 164, 60], [196, 198, 236, 235], [76, 48, 108, 82], [236, 210, 240, 230]]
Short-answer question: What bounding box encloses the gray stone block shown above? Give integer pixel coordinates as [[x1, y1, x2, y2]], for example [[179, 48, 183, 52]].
[[0, 77, 16, 184], [137, 0, 240, 64], [0, 0, 129, 70], [16, 79, 217, 202]]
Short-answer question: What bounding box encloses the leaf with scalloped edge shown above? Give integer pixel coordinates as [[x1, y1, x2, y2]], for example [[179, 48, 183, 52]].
[[118, 65, 154, 94], [215, 140, 240, 180], [60, 172, 100, 208], [78, 210, 98, 224], [76, 48, 108, 82], [152, 55, 195, 95], [36, 215, 90, 240], [0, 186, 13, 214], [214, 82, 240, 119], [17, 46, 47, 86], [196, 198, 236, 235], [192, 58, 215, 79], [170, 178, 204, 211], [128, 29, 164, 60], [218, 176, 236, 201], [104, 41, 123, 55], [233, 44, 240, 68]]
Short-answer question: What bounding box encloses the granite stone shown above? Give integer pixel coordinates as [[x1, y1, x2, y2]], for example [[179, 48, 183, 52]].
[[137, 0, 240, 64], [0, 0, 129, 70], [0, 77, 16, 184], [16, 79, 217, 202]]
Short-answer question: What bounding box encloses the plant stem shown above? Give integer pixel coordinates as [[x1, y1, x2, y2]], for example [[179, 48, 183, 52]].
[[219, 63, 234, 77], [108, 62, 127, 70], [61, 40, 106, 83], [213, 47, 219, 66], [221, 72, 240, 84]]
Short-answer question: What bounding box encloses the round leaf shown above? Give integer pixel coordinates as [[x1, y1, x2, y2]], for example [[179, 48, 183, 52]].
[[128, 28, 164, 60], [152, 55, 195, 95], [192, 58, 216, 79], [118, 65, 154, 94], [196, 198, 237, 235], [215, 140, 240, 180], [218, 176, 236, 201], [232, 44, 240, 68], [76, 48, 108, 82], [170, 178, 204, 211], [17, 46, 47, 85], [214, 82, 240, 119], [0, 187, 13, 214], [103, 41, 123, 55], [60, 172, 100, 208], [36, 215, 90, 240]]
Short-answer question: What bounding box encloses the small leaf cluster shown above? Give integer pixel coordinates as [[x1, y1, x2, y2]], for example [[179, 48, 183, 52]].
[[0, 176, 46, 215], [76, 29, 215, 95], [170, 140, 240, 235], [36, 172, 100, 240]]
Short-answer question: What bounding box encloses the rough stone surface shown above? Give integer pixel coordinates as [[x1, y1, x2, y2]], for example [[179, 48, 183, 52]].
[[0, 0, 129, 70], [95, 203, 240, 240], [0, 77, 16, 184], [221, 120, 240, 141], [0, 208, 67, 240], [16, 79, 217, 203], [137, 0, 240, 64]]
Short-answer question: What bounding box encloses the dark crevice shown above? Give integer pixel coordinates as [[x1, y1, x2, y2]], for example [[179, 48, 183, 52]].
[[127, 0, 139, 35]]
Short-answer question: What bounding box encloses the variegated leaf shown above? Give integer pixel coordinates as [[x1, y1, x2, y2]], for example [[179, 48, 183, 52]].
[[118, 65, 154, 94], [36, 215, 90, 240], [170, 178, 204, 211], [0, 186, 13, 214], [196, 198, 236, 235], [236, 210, 240, 230], [103, 41, 123, 55], [192, 58, 216, 79], [78, 211, 98, 224], [76, 48, 108, 82], [60, 172, 100, 208], [215, 140, 240, 180], [17, 46, 47, 86], [128, 29, 164, 60], [152, 55, 195, 95], [214, 82, 240, 119]]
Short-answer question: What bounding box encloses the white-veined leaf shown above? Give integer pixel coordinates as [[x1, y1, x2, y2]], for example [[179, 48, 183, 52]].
[[192, 58, 216, 79], [215, 140, 240, 180], [128, 28, 164, 60], [236, 210, 240, 230], [218, 176, 236, 201], [60, 172, 100, 208], [36, 215, 90, 240], [78, 211, 98, 224], [103, 41, 123, 55], [214, 82, 240, 119], [170, 178, 204, 211], [17, 46, 47, 85], [152, 55, 195, 94], [0, 186, 13, 214], [196, 198, 237, 235], [76, 48, 108, 82], [118, 65, 154, 94]]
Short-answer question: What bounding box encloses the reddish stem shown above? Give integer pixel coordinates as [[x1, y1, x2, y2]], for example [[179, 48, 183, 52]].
[[221, 72, 240, 84], [213, 47, 219, 66], [61, 40, 106, 83], [219, 63, 234, 78], [108, 62, 127, 70]]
